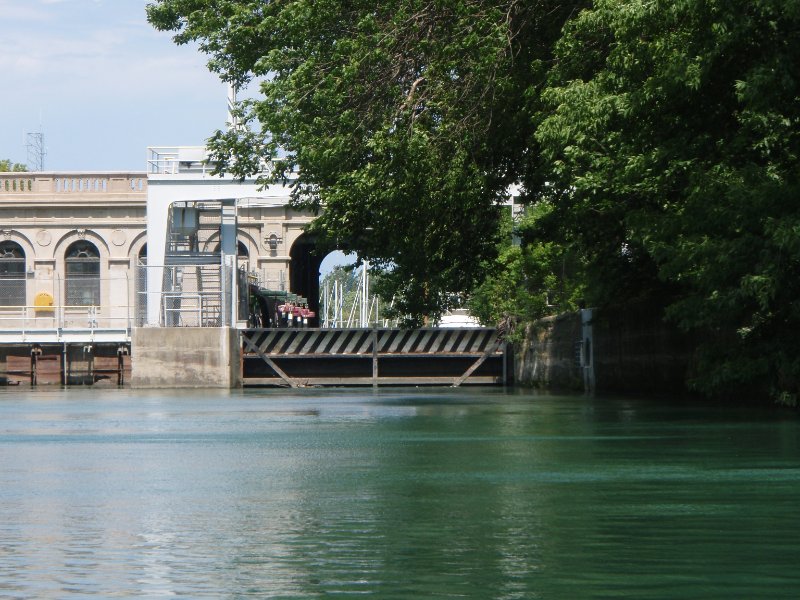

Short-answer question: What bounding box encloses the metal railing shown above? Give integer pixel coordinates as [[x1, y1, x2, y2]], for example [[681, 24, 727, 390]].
[[0, 304, 132, 335], [147, 146, 211, 175], [0, 274, 132, 335], [0, 265, 282, 334]]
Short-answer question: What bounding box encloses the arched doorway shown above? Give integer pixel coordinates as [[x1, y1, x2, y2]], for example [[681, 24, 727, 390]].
[[65, 240, 100, 306], [0, 240, 26, 307], [318, 251, 358, 327], [289, 233, 324, 325]]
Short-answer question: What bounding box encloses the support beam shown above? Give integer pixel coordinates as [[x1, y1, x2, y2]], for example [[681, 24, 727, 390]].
[[452, 335, 501, 388], [241, 331, 300, 388]]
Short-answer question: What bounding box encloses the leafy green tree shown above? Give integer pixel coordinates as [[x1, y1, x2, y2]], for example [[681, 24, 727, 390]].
[[0, 159, 27, 172], [147, 0, 800, 399], [469, 204, 585, 331], [146, 0, 581, 323], [536, 0, 800, 401]]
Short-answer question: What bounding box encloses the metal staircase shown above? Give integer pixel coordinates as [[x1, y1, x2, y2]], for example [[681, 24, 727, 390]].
[[162, 230, 225, 326]]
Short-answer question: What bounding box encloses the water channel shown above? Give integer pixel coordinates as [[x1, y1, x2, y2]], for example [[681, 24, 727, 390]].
[[1, 387, 798, 598]]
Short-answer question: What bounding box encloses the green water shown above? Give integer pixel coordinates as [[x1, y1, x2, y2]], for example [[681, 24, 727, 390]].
[[0, 387, 798, 598]]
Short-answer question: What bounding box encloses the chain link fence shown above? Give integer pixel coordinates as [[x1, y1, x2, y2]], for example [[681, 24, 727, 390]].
[[134, 263, 247, 327]]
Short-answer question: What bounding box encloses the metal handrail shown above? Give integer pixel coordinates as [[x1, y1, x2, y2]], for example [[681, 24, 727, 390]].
[[161, 293, 203, 326], [0, 305, 133, 330], [147, 146, 211, 175]]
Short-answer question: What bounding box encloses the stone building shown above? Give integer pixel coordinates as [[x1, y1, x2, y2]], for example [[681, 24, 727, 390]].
[[0, 155, 315, 337]]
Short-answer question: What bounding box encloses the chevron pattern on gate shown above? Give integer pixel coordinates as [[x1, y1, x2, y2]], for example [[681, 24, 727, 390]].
[[241, 328, 501, 356]]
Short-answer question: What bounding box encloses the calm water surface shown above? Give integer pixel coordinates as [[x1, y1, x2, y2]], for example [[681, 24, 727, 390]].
[[0, 387, 798, 598]]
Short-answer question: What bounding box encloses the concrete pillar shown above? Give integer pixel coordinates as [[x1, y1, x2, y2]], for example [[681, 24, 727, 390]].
[[221, 201, 238, 326], [144, 189, 170, 325], [130, 327, 241, 388], [220, 201, 237, 256]]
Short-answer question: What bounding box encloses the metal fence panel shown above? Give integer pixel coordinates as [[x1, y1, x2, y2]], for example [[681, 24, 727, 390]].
[[135, 263, 237, 327], [0, 273, 131, 333]]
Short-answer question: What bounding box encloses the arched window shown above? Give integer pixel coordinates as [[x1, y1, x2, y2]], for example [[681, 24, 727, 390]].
[[0, 241, 26, 307], [213, 240, 250, 270], [212, 240, 249, 257], [65, 240, 100, 306]]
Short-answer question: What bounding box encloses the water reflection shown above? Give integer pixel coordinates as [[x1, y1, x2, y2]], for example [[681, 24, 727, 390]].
[[0, 388, 798, 597]]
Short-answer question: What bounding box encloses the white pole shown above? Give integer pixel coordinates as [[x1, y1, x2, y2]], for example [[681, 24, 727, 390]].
[[360, 260, 369, 327], [333, 280, 337, 328], [326, 279, 331, 328], [219, 254, 226, 327], [337, 280, 343, 327]]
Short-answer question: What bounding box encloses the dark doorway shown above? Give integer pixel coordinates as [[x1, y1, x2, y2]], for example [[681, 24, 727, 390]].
[[289, 233, 324, 325]]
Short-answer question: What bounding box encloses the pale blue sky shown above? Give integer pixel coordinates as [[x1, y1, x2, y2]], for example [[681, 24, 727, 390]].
[[0, 0, 231, 171]]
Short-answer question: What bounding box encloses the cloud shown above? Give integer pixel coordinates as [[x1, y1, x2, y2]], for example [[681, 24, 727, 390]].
[[0, 9, 187, 81]]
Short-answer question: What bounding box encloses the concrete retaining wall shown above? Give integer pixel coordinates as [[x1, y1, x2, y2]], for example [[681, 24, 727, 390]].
[[131, 327, 241, 388], [516, 304, 695, 395], [514, 312, 584, 391]]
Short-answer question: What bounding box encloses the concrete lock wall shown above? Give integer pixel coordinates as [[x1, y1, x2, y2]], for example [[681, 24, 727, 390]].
[[131, 327, 241, 388], [516, 304, 696, 395], [515, 312, 585, 391]]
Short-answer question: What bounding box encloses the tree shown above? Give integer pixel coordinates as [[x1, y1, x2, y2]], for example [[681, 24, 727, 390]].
[[146, 0, 582, 323], [0, 159, 27, 172], [468, 203, 585, 331], [535, 0, 800, 401]]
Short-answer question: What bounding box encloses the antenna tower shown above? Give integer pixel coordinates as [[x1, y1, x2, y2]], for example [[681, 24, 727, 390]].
[[26, 132, 46, 171]]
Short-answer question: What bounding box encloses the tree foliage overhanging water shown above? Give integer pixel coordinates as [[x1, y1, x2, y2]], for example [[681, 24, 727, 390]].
[[147, 0, 800, 403]]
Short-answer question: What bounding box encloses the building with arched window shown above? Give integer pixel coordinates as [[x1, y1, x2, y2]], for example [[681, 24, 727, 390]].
[[0, 241, 26, 308], [0, 166, 315, 339], [65, 240, 101, 306]]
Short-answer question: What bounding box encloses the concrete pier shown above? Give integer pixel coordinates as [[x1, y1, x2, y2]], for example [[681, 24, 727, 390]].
[[131, 327, 241, 388]]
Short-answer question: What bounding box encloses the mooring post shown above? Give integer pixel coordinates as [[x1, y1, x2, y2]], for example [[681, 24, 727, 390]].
[[62, 343, 68, 386], [117, 345, 125, 386], [30, 345, 40, 386]]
